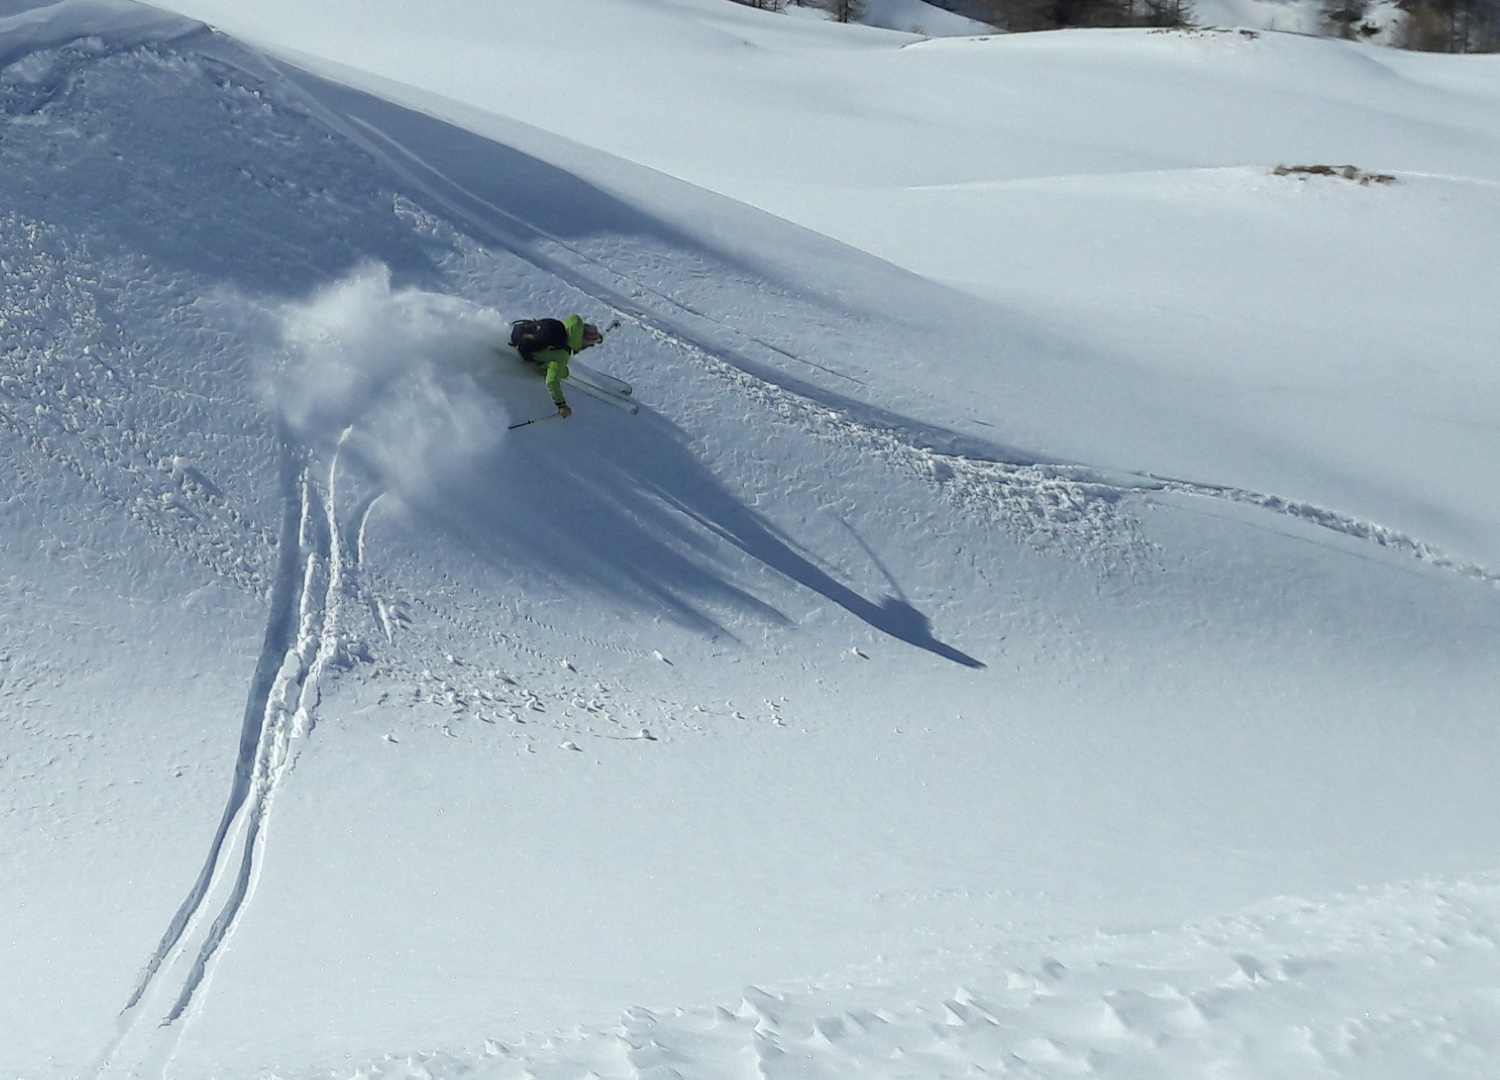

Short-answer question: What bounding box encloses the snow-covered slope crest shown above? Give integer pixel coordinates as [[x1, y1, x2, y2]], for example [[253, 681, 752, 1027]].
[[0, 0, 199, 55], [3, 3, 1500, 1079]]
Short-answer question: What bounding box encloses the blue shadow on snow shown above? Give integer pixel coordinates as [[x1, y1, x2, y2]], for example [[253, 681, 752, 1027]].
[[369, 378, 984, 670]]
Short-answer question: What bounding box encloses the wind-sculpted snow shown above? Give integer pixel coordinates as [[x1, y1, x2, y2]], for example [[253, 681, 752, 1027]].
[[288, 873, 1500, 1080]]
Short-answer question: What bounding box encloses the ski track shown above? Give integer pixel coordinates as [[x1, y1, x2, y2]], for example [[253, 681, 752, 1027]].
[[98, 432, 351, 1077], [1143, 475, 1500, 588]]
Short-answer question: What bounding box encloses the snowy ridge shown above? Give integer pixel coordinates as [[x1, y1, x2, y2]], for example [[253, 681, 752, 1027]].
[[1148, 476, 1500, 589], [641, 318, 1500, 592], [0, 0, 205, 67]]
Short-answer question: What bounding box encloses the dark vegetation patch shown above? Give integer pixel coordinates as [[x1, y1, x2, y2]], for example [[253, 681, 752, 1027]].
[[1149, 26, 1259, 36], [1273, 164, 1398, 186]]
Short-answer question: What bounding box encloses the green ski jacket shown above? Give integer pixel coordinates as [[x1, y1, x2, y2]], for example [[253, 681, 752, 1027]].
[[528, 314, 587, 405]]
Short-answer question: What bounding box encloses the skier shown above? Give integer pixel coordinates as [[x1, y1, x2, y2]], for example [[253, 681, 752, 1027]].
[[508, 315, 606, 419]]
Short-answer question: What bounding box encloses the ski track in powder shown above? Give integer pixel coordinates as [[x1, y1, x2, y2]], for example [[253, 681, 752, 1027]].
[[98, 431, 352, 1078]]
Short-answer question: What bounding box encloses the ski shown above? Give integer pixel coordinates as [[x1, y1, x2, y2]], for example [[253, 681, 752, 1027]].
[[570, 376, 638, 414], [496, 341, 636, 414], [570, 361, 632, 397]]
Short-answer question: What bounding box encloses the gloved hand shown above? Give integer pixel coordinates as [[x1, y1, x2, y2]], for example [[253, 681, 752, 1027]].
[[557, 403, 573, 419]]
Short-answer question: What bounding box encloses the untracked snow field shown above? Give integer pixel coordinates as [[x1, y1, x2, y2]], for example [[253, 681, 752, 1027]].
[[2, 2, 1499, 1078]]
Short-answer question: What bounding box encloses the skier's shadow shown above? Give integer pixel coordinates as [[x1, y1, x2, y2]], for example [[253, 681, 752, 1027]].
[[412, 389, 984, 670]]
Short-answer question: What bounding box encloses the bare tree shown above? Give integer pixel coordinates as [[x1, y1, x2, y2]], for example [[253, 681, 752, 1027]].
[[1140, 0, 1194, 26], [1322, 0, 1373, 37], [826, 0, 868, 21], [996, 0, 1140, 29], [1399, 0, 1500, 50]]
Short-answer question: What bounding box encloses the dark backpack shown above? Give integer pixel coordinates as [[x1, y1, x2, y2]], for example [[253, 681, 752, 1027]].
[[509, 318, 570, 358]]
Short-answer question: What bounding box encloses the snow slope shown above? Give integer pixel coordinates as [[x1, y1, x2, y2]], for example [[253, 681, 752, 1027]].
[[149, 0, 1500, 572], [2, 1, 1498, 1078]]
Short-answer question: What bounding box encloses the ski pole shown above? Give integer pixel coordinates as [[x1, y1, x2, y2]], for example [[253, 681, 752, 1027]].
[[507, 410, 561, 431]]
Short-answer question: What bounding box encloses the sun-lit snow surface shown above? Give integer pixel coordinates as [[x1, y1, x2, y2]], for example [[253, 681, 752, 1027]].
[[2, 1, 1499, 1078], [151, 0, 1500, 570]]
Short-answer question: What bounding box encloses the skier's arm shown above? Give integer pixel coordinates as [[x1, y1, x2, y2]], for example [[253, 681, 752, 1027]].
[[545, 357, 570, 406]]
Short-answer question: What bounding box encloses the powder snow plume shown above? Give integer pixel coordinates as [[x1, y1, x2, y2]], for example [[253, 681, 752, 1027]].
[[270, 263, 521, 488]]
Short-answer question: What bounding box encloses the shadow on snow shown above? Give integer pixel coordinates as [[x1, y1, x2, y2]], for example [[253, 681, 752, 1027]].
[[374, 390, 985, 670]]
